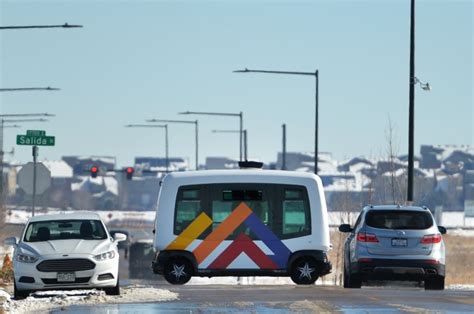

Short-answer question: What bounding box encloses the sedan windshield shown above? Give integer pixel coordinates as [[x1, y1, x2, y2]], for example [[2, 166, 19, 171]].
[[366, 210, 433, 230], [24, 219, 107, 242]]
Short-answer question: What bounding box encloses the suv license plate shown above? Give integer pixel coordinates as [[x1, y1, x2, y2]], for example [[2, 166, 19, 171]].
[[57, 272, 75, 282], [391, 238, 408, 247]]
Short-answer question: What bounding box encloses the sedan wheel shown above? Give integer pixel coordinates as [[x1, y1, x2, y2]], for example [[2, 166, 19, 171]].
[[105, 277, 120, 295], [14, 281, 30, 300]]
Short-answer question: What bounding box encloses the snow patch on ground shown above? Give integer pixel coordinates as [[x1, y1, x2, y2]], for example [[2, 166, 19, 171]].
[[188, 276, 334, 285], [0, 286, 178, 314], [448, 284, 474, 291], [446, 229, 474, 237]]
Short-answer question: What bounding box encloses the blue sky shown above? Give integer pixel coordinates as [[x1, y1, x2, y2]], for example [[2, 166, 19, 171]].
[[1, 0, 472, 168]]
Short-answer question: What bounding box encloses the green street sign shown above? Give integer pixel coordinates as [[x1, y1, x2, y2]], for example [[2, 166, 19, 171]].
[[26, 130, 46, 137], [17, 135, 55, 146]]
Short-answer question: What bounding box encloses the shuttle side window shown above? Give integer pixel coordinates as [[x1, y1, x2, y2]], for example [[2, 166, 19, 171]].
[[281, 188, 311, 238], [174, 187, 204, 235]]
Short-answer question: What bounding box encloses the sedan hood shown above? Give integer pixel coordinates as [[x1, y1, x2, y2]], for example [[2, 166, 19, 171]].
[[19, 239, 113, 257]]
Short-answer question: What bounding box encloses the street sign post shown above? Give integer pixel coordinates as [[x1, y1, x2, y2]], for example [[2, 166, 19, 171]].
[[16, 130, 55, 216]]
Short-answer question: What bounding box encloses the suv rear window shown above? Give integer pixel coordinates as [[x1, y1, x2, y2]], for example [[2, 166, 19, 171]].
[[365, 210, 433, 230]]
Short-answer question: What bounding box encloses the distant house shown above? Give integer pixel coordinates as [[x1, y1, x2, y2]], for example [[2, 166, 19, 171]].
[[71, 176, 119, 211], [120, 176, 162, 211], [63, 156, 116, 176], [420, 145, 474, 171], [377, 159, 407, 175], [135, 157, 189, 172], [205, 157, 240, 170], [338, 157, 374, 173], [42, 160, 74, 209], [276, 152, 337, 174]]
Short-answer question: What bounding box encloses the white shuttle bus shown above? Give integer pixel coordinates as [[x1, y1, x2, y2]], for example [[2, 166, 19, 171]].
[[152, 164, 332, 285]]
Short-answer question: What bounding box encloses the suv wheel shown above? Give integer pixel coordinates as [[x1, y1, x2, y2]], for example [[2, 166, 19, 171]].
[[425, 275, 445, 290], [290, 257, 319, 285], [343, 263, 361, 288], [164, 257, 193, 285], [347, 273, 362, 288]]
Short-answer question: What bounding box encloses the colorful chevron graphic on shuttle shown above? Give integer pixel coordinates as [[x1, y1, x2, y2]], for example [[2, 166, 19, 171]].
[[165, 203, 292, 269]]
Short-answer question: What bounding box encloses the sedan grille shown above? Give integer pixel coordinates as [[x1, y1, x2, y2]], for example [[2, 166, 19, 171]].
[[37, 259, 96, 272], [42, 277, 91, 284]]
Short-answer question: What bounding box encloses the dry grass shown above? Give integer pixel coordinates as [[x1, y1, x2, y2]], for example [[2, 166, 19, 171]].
[[325, 232, 474, 285], [444, 235, 474, 284]]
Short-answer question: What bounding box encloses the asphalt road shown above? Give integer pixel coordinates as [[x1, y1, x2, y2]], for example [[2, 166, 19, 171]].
[[57, 284, 473, 313], [112, 250, 473, 313]]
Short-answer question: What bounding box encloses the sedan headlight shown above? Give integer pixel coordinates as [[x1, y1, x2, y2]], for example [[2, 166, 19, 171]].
[[93, 250, 116, 261], [15, 253, 39, 263]]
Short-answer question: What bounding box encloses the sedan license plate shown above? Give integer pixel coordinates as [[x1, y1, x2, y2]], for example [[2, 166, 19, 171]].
[[391, 238, 408, 247], [57, 272, 75, 282]]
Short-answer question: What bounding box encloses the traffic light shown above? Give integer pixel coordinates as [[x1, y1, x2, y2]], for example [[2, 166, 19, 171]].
[[125, 167, 134, 180], [90, 166, 99, 178]]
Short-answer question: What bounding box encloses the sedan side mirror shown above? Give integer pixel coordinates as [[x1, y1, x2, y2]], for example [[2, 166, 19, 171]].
[[113, 233, 127, 242], [4, 237, 17, 246], [339, 224, 353, 233], [438, 226, 447, 235]]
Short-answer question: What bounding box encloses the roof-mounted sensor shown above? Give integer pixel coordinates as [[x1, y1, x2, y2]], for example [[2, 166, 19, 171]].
[[238, 161, 264, 169]]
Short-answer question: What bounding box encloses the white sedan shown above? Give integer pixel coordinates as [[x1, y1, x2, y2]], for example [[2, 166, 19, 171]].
[[4, 212, 127, 299]]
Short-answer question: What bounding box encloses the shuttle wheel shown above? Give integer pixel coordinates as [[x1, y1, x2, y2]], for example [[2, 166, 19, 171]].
[[163, 257, 193, 285], [290, 257, 319, 285]]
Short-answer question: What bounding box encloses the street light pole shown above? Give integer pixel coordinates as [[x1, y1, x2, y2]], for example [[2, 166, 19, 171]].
[[212, 129, 248, 160], [244, 129, 247, 161], [315, 70, 319, 175], [0, 23, 82, 30], [282, 124, 287, 170], [180, 111, 244, 161], [407, 0, 416, 204], [164, 125, 169, 172], [407, 0, 430, 203], [0, 87, 60, 92], [146, 119, 199, 170], [233, 68, 319, 174], [125, 124, 169, 173], [239, 112, 243, 161]]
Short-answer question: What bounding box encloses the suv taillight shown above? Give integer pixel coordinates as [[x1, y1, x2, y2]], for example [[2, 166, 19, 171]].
[[357, 232, 379, 243], [420, 234, 442, 244]]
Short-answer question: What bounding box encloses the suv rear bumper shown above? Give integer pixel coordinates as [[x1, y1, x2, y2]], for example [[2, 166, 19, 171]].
[[351, 259, 445, 281]]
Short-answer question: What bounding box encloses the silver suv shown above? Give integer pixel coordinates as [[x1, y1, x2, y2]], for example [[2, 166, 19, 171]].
[[339, 205, 446, 290]]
